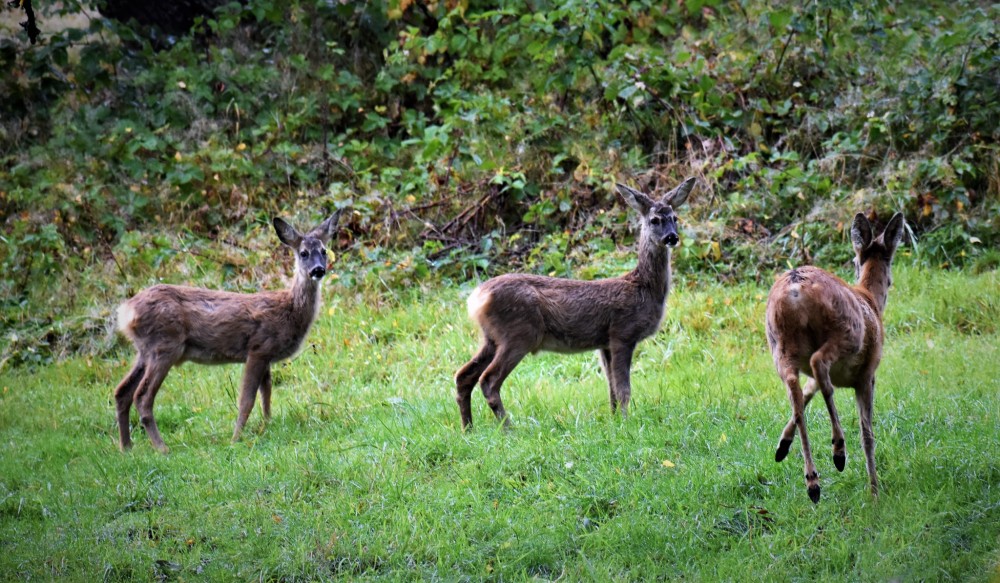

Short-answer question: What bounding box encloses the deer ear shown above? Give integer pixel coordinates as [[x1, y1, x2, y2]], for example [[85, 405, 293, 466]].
[[850, 213, 873, 253], [273, 217, 303, 249], [616, 183, 654, 215], [662, 177, 696, 208], [882, 212, 905, 257], [310, 210, 343, 244]]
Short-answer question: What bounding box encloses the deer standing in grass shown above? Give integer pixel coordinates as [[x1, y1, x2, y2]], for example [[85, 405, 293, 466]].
[[766, 212, 905, 502], [454, 177, 696, 428], [114, 212, 342, 453]]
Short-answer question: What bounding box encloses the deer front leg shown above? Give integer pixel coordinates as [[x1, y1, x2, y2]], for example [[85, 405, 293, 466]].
[[780, 365, 820, 503], [233, 357, 269, 442], [258, 368, 273, 422], [775, 377, 820, 462], [810, 351, 847, 472], [855, 376, 879, 497], [608, 341, 635, 417], [598, 348, 617, 412]]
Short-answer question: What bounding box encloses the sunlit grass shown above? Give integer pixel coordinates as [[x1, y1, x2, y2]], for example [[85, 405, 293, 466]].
[[0, 265, 998, 580]]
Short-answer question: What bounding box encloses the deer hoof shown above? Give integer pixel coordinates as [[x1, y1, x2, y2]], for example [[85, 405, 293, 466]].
[[808, 484, 821, 504], [775, 439, 792, 462], [833, 453, 846, 472]]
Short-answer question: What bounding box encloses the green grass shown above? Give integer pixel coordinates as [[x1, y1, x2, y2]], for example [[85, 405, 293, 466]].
[[1, 264, 998, 581]]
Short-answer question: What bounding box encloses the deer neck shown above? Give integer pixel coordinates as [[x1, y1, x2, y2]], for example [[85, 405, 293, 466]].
[[630, 232, 672, 300], [858, 264, 890, 315], [291, 271, 323, 322]]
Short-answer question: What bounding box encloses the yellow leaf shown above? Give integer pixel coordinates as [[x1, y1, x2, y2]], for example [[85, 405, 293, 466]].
[[661, 459, 676, 468]]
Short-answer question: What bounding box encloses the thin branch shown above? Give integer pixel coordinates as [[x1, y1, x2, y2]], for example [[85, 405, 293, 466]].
[[773, 25, 797, 78], [9, 0, 41, 44]]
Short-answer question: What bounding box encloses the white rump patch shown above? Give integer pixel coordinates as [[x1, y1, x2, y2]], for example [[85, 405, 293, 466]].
[[466, 287, 490, 321], [116, 302, 136, 334]]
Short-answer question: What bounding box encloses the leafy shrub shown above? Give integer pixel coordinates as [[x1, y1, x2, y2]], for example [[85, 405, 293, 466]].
[[0, 0, 997, 366]]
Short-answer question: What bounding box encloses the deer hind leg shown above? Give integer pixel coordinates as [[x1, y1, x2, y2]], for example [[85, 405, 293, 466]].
[[477, 344, 528, 428], [779, 363, 821, 503], [855, 376, 879, 497], [608, 341, 636, 417], [233, 356, 270, 443], [809, 348, 847, 472], [775, 377, 820, 462], [132, 357, 175, 454], [455, 339, 496, 429], [113, 358, 147, 451]]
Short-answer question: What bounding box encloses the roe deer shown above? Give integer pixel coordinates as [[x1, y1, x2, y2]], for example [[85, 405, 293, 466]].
[[454, 177, 696, 428], [765, 212, 905, 502], [114, 212, 342, 453]]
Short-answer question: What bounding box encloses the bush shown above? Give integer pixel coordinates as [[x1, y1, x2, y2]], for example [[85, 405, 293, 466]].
[[0, 0, 997, 366]]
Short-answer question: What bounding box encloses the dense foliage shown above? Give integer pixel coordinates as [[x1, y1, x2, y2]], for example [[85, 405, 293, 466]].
[[1, 0, 998, 368]]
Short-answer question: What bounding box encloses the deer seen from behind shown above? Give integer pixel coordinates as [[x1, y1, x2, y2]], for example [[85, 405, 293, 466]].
[[114, 212, 342, 453], [765, 212, 905, 502], [454, 177, 696, 429]]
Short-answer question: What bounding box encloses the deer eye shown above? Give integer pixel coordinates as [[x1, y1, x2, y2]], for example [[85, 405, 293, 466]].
[[650, 216, 663, 226], [300, 250, 309, 259]]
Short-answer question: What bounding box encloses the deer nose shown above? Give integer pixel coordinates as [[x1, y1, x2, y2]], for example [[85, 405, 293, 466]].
[[664, 233, 679, 247], [309, 266, 327, 280]]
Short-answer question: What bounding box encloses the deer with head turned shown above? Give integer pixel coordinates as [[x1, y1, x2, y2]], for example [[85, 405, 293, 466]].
[[113, 212, 342, 453], [454, 177, 696, 429], [765, 212, 905, 502]]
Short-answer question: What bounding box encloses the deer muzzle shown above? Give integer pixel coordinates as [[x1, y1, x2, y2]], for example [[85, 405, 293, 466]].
[[309, 266, 327, 280], [664, 232, 679, 247]]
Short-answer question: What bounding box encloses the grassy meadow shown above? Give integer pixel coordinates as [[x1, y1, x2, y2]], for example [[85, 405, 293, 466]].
[[1, 263, 998, 581]]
